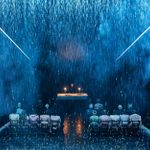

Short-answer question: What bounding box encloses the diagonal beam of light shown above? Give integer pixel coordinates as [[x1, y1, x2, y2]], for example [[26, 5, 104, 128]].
[[116, 26, 150, 62], [0, 28, 31, 60]]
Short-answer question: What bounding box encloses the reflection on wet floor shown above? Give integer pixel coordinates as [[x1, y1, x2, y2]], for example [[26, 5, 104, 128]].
[[63, 117, 70, 137], [75, 116, 83, 137], [0, 116, 149, 149], [63, 116, 84, 144]]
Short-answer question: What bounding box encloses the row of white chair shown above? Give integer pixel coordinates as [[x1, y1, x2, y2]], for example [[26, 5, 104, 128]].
[[89, 114, 142, 131], [9, 114, 61, 132]]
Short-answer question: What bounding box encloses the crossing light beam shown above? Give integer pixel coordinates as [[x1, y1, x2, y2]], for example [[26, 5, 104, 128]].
[[0, 28, 31, 60], [116, 26, 150, 62]]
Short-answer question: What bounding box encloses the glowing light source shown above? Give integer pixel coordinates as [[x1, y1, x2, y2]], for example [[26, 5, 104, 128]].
[[58, 41, 85, 61], [116, 26, 150, 61], [64, 87, 67, 93], [0, 28, 31, 60], [77, 87, 81, 93]]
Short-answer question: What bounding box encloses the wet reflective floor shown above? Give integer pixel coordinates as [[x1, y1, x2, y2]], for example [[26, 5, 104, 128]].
[[0, 134, 149, 150], [0, 116, 149, 150]]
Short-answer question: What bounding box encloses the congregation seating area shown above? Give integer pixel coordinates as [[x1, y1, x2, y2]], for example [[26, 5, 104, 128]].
[[0, 112, 149, 150], [88, 114, 142, 134], [9, 114, 61, 134], [8, 113, 142, 136]]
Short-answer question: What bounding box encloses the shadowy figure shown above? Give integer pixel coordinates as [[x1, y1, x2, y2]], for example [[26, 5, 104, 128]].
[[94, 99, 105, 115], [88, 110, 99, 133], [113, 105, 125, 115], [86, 103, 94, 123], [16, 102, 27, 124], [44, 104, 51, 115], [69, 83, 76, 93], [126, 103, 136, 115]]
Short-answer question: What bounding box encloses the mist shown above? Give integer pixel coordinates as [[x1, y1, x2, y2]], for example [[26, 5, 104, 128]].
[[0, 0, 150, 115]]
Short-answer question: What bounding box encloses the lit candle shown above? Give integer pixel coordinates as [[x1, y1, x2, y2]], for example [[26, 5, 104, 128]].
[[78, 87, 81, 93], [64, 87, 67, 93]]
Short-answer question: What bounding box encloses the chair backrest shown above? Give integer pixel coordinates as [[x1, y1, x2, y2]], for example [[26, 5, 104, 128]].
[[29, 114, 39, 122], [50, 115, 61, 123], [130, 114, 142, 125], [9, 114, 19, 121], [40, 115, 50, 122], [99, 115, 110, 123], [110, 115, 120, 125], [90, 115, 99, 123], [120, 115, 129, 126], [120, 115, 129, 122]]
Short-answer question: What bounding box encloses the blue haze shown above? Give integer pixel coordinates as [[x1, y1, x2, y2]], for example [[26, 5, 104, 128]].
[[0, 0, 150, 115]]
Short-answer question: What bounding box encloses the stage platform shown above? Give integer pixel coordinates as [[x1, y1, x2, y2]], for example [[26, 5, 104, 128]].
[[57, 93, 88, 100]]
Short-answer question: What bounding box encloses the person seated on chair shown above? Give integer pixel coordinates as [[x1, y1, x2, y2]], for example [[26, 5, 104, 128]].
[[44, 104, 51, 115], [126, 103, 136, 115], [88, 110, 99, 132], [94, 101, 105, 116], [16, 102, 23, 115], [87, 104, 94, 116], [16, 102, 27, 124], [86, 104, 94, 123], [113, 105, 125, 115]]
